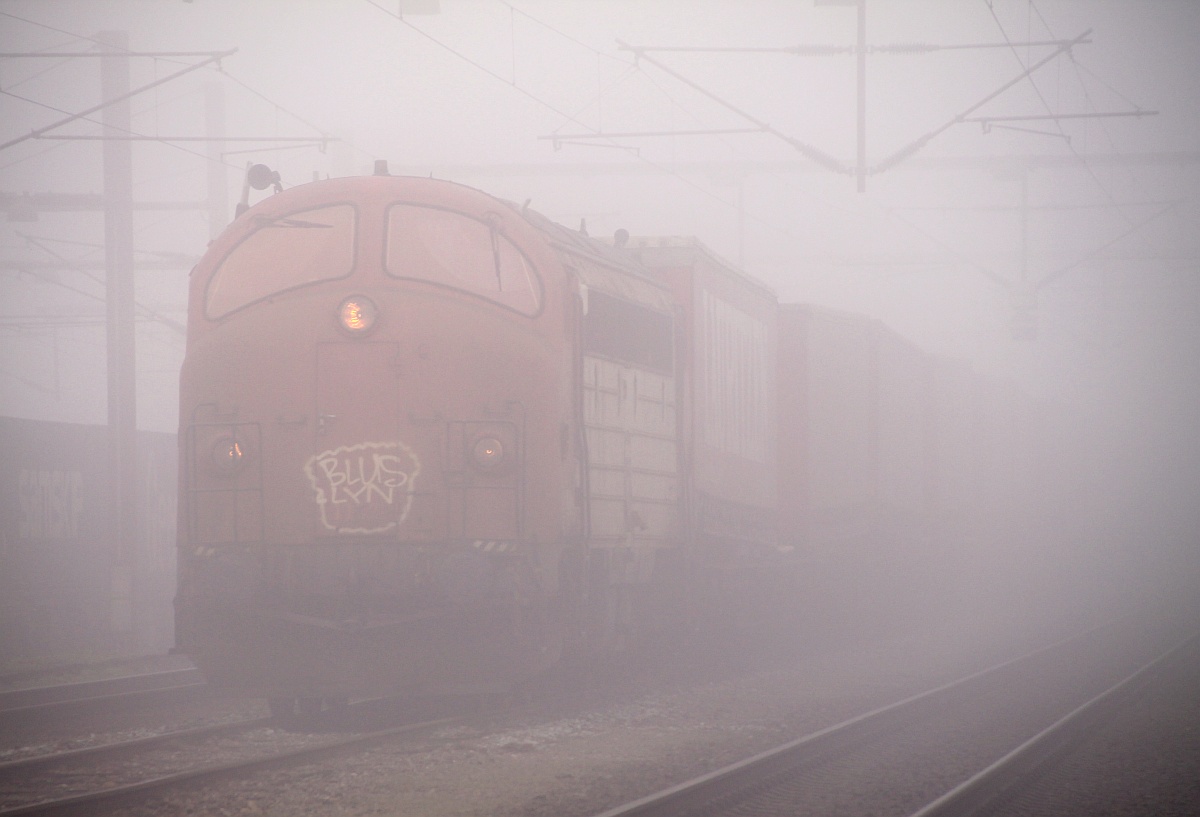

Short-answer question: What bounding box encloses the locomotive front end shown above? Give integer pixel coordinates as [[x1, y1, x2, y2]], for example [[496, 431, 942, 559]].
[[175, 175, 575, 706]]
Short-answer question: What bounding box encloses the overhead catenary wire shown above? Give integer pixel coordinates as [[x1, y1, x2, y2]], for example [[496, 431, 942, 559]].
[[870, 28, 1091, 174], [3, 5, 1180, 337], [1, 86, 237, 168], [496, 0, 626, 63], [0, 49, 237, 152], [360, 0, 807, 246], [505, 3, 858, 237], [617, 39, 850, 175], [0, 11, 347, 175], [12, 232, 188, 336], [986, 0, 1169, 264], [0, 11, 124, 54], [498, 0, 651, 140], [984, 7, 1131, 207]]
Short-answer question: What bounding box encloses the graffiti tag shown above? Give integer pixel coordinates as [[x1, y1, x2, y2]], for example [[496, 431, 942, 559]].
[[19, 469, 84, 539], [303, 441, 421, 534]]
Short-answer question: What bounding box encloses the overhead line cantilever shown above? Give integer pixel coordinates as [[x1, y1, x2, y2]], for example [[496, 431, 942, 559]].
[[616, 38, 849, 174], [0, 49, 237, 152], [871, 29, 1091, 174]]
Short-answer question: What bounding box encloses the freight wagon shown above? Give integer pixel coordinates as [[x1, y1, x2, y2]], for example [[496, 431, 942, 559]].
[[0, 417, 176, 668]]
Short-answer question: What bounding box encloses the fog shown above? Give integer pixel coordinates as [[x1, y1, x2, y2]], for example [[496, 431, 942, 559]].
[[2, 0, 1198, 650]]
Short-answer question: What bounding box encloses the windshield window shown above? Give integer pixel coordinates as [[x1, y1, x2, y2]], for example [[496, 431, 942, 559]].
[[205, 204, 356, 319], [384, 204, 542, 316]]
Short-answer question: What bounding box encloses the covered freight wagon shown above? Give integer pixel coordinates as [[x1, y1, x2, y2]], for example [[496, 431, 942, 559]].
[[630, 236, 779, 556], [776, 305, 937, 628], [628, 236, 781, 632], [0, 417, 176, 667], [776, 304, 932, 550]]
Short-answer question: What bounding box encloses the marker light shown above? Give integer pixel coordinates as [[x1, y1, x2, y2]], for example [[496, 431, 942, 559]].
[[472, 436, 505, 470], [338, 295, 378, 334], [211, 436, 247, 475]]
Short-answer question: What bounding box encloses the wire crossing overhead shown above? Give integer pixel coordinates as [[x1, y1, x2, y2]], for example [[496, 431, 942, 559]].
[[553, 3, 1152, 192], [0, 49, 237, 152], [614, 36, 1092, 57], [614, 38, 848, 176], [965, 110, 1158, 136]]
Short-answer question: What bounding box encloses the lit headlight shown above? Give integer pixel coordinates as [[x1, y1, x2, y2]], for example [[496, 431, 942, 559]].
[[211, 436, 247, 475], [338, 295, 377, 334], [472, 436, 505, 470]]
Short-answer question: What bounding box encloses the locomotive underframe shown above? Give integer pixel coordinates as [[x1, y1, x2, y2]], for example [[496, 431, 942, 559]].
[[177, 538, 560, 698]]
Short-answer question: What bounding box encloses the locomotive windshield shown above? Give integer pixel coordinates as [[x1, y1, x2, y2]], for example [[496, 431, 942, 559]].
[[205, 204, 356, 319], [384, 204, 542, 316]]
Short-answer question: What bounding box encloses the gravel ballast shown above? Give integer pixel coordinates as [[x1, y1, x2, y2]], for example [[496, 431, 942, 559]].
[[92, 606, 1199, 817]]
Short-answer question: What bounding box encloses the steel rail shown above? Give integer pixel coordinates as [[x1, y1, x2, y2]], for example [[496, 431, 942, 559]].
[[0, 713, 465, 816], [587, 625, 1109, 817], [906, 631, 1199, 817], [0, 716, 273, 776], [0, 668, 203, 713]]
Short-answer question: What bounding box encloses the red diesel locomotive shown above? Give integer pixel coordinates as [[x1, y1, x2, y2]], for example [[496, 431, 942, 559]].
[[176, 166, 787, 712], [177, 166, 1028, 711]]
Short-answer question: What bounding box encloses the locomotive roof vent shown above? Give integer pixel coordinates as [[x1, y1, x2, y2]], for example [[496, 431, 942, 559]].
[[373, 159, 391, 176]]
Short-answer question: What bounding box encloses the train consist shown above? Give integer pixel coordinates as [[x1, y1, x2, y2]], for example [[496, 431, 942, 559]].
[[175, 167, 1034, 712]]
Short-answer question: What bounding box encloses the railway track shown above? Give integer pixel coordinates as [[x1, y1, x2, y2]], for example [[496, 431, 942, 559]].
[[0, 714, 273, 776], [0, 699, 467, 816], [589, 625, 1198, 817], [0, 668, 206, 730], [5, 618, 1190, 816], [904, 634, 1193, 817]]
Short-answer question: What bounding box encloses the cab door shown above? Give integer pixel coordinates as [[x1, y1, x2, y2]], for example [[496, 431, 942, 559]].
[[305, 342, 418, 536]]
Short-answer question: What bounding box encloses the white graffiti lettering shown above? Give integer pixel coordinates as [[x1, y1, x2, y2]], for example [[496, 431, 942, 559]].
[[316, 452, 408, 504], [304, 441, 421, 534], [19, 469, 84, 539]]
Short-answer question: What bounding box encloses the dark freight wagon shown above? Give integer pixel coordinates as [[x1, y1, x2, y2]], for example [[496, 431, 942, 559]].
[[775, 305, 943, 623], [776, 304, 932, 551], [0, 417, 176, 667]]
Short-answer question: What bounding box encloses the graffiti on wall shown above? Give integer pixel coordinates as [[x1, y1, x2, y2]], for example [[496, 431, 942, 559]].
[[304, 441, 421, 534], [18, 469, 84, 539]]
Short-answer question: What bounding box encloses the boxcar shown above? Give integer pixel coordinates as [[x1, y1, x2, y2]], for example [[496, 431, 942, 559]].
[[0, 417, 176, 666]]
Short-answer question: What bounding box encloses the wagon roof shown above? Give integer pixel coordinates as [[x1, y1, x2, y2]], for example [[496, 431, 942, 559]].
[[512, 202, 676, 313], [617, 235, 778, 301]]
